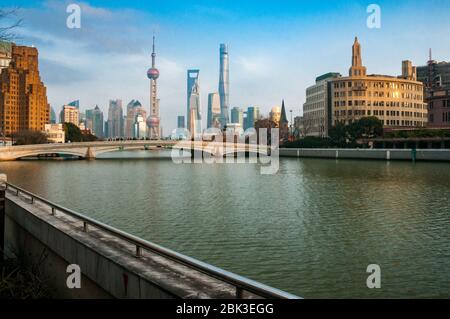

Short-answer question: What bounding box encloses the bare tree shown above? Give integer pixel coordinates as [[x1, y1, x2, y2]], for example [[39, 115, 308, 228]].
[[0, 8, 22, 42]]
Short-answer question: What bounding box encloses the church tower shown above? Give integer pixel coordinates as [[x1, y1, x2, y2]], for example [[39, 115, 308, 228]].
[[349, 37, 367, 77]]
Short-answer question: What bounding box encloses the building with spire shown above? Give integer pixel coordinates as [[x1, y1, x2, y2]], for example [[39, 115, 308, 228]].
[[187, 69, 201, 135], [349, 37, 367, 77], [279, 100, 289, 142], [218, 44, 230, 128], [146, 35, 161, 139], [330, 37, 427, 129]]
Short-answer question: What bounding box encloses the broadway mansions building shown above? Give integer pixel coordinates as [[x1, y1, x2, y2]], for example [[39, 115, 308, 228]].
[[0, 43, 49, 136]]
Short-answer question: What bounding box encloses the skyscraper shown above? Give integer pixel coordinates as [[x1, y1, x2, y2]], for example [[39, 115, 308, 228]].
[[230, 107, 243, 128], [50, 107, 56, 124], [146, 35, 161, 139], [218, 44, 229, 127], [107, 99, 123, 138], [92, 105, 104, 138], [67, 100, 80, 109], [207, 92, 221, 128], [125, 99, 146, 138], [134, 113, 147, 138], [187, 69, 201, 134], [60, 105, 79, 126], [177, 115, 185, 129], [245, 106, 260, 130], [0, 44, 49, 135]]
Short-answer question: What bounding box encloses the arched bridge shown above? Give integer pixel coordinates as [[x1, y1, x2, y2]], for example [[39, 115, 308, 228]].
[[0, 140, 270, 161]]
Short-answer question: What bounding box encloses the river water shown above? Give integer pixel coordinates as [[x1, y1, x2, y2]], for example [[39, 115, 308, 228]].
[[1, 150, 449, 298]]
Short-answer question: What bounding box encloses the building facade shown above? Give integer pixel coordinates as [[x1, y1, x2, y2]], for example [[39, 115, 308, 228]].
[[331, 37, 427, 128], [60, 105, 79, 126], [218, 44, 230, 127], [107, 99, 123, 138], [245, 106, 260, 130], [417, 55, 450, 89], [44, 123, 65, 143], [426, 86, 450, 128], [302, 72, 341, 137], [230, 107, 244, 128], [207, 92, 221, 128], [86, 105, 104, 138], [416, 53, 450, 128], [269, 106, 281, 125], [0, 41, 12, 73], [134, 113, 147, 138], [187, 69, 201, 135], [177, 115, 185, 129], [125, 100, 146, 138], [0, 44, 49, 136]]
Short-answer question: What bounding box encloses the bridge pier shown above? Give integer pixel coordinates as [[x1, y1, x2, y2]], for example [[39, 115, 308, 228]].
[[85, 147, 96, 160]]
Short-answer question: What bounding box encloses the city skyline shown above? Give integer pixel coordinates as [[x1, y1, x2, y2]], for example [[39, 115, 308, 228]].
[[3, 0, 450, 134]]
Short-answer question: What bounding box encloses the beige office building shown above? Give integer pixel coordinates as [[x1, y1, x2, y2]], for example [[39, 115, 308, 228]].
[[44, 123, 65, 143], [331, 38, 427, 128], [302, 72, 341, 137], [60, 105, 79, 127]]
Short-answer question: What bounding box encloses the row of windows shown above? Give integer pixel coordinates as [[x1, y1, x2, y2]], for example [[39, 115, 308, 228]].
[[334, 109, 426, 118], [443, 112, 450, 123], [334, 100, 425, 109], [334, 90, 422, 100], [334, 119, 425, 127], [429, 100, 450, 109], [333, 81, 422, 91]]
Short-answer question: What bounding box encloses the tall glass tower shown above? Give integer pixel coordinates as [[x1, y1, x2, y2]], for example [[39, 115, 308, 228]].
[[187, 69, 201, 134], [218, 44, 229, 127]]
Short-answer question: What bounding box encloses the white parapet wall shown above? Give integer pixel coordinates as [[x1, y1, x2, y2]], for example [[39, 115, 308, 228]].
[[279, 148, 450, 161], [3, 192, 245, 298]]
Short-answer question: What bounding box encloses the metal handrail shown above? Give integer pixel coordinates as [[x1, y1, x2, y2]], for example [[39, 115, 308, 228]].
[[4, 182, 301, 299]]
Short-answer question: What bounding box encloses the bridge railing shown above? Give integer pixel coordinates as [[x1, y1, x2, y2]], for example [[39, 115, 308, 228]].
[[5, 182, 300, 299]]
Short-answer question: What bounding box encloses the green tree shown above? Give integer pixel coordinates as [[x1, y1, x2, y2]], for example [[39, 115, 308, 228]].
[[63, 123, 98, 142], [329, 121, 350, 147], [349, 116, 383, 140], [14, 130, 48, 145]]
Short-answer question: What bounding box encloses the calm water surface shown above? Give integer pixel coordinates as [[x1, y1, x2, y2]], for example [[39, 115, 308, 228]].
[[1, 150, 449, 298]]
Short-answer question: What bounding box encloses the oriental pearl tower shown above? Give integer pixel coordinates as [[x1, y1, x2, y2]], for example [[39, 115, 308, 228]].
[[146, 35, 160, 139]]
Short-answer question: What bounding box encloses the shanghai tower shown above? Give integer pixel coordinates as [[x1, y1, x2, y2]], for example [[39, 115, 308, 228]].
[[218, 43, 229, 127]]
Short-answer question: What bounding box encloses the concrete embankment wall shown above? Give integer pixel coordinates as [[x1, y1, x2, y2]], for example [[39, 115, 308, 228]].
[[279, 148, 450, 161], [4, 193, 238, 299]]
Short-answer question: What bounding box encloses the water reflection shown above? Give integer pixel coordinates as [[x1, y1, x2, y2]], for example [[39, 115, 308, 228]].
[[1, 152, 449, 298]]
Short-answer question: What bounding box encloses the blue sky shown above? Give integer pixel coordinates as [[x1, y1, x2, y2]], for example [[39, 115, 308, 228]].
[[3, 0, 450, 133]]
